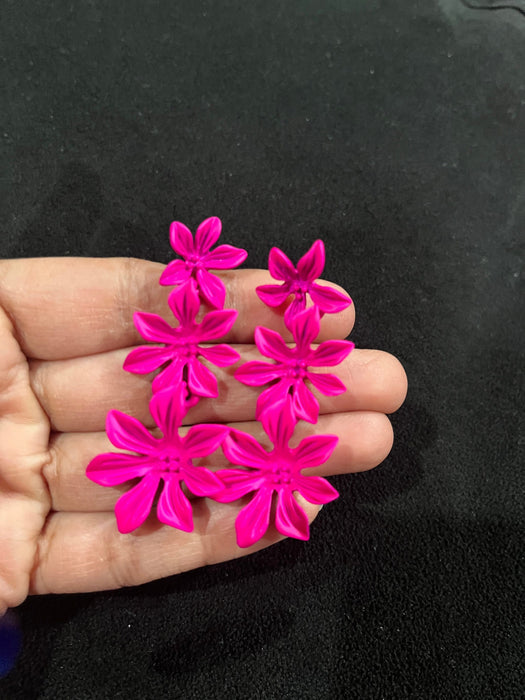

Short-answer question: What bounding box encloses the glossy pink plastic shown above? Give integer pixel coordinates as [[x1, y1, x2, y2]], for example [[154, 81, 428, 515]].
[[235, 306, 354, 423], [256, 239, 352, 327], [123, 279, 240, 395], [86, 383, 228, 533], [216, 398, 339, 548], [160, 216, 248, 309]]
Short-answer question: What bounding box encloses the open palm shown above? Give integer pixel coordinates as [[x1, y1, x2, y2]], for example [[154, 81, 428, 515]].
[[0, 257, 407, 613]]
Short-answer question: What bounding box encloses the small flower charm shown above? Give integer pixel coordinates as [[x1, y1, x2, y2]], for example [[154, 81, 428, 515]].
[[256, 240, 351, 327], [124, 280, 240, 395], [216, 398, 339, 548], [235, 306, 354, 423], [86, 383, 228, 533], [160, 216, 248, 309]]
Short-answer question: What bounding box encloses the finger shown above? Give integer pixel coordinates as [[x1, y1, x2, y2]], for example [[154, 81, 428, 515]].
[[45, 411, 393, 512], [0, 307, 50, 612], [0, 258, 353, 360], [30, 348, 406, 432], [29, 497, 321, 595]]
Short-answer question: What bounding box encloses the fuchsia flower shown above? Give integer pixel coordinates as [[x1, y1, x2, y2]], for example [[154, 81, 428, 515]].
[[86, 384, 228, 533], [160, 216, 248, 309], [235, 306, 354, 423], [124, 280, 240, 396], [256, 239, 352, 327], [216, 398, 339, 547]]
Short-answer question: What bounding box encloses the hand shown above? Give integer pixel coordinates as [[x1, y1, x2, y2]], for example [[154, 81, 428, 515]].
[[0, 257, 407, 612]]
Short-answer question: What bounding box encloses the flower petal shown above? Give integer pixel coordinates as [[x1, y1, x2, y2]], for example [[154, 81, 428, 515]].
[[260, 396, 296, 448], [309, 339, 354, 367], [309, 283, 352, 314], [202, 244, 247, 269], [187, 358, 218, 396], [256, 283, 291, 308], [169, 221, 195, 257], [275, 488, 310, 540], [235, 360, 282, 386], [292, 381, 319, 423], [86, 452, 151, 486], [151, 358, 185, 392], [296, 239, 325, 281], [183, 424, 228, 457], [254, 326, 291, 362], [194, 216, 221, 255], [133, 311, 175, 343], [199, 344, 240, 367], [159, 259, 192, 287], [182, 464, 224, 497], [256, 380, 292, 420], [235, 487, 274, 548], [268, 247, 296, 281], [167, 280, 200, 327], [293, 434, 338, 469], [290, 306, 320, 352], [197, 308, 237, 341], [306, 371, 346, 396], [114, 473, 161, 533], [294, 475, 339, 505], [196, 268, 226, 309], [214, 468, 264, 502], [157, 477, 194, 532], [284, 295, 307, 329], [149, 385, 187, 437], [106, 410, 158, 453], [223, 430, 269, 468], [123, 345, 172, 375]]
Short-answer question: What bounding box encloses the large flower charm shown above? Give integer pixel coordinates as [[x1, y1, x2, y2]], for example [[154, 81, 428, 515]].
[[160, 216, 248, 309], [256, 239, 351, 327], [86, 384, 228, 533], [216, 398, 339, 547], [124, 280, 240, 395], [235, 306, 354, 423]]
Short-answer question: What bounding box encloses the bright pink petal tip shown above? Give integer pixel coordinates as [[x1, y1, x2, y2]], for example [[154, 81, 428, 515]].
[[114, 473, 161, 533], [235, 360, 281, 387], [199, 344, 240, 367], [290, 306, 320, 351], [106, 410, 158, 453], [268, 247, 296, 281], [169, 221, 195, 257], [275, 489, 310, 541], [310, 339, 354, 367], [309, 283, 352, 314], [159, 259, 192, 287], [203, 244, 247, 269], [157, 479, 194, 532], [196, 268, 226, 309], [254, 326, 291, 362], [235, 487, 273, 548], [194, 216, 222, 255], [296, 239, 325, 281], [256, 284, 291, 307]]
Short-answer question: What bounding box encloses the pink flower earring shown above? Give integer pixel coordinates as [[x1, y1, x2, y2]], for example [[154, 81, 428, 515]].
[[215, 396, 339, 547], [86, 218, 352, 549]]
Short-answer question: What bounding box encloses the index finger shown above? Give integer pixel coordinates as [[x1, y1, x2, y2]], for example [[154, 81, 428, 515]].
[[0, 258, 354, 361]]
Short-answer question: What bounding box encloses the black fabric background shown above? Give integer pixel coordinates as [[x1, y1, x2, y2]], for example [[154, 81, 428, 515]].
[[1, 1, 524, 698]]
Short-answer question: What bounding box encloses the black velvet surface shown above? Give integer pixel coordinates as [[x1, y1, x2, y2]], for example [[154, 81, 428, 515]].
[[1, 1, 524, 698]]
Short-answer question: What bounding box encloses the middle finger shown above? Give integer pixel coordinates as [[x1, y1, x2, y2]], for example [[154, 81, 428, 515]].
[[30, 347, 407, 432]]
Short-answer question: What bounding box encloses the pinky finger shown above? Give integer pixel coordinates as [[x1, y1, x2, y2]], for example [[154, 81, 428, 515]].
[[29, 498, 321, 596]]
